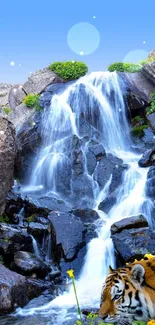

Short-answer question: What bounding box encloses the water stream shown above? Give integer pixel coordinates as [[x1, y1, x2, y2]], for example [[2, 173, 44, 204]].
[[3, 72, 151, 324]]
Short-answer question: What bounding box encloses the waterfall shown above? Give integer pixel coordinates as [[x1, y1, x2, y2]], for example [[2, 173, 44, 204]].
[[16, 72, 151, 322], [30, 235, 41, 259]]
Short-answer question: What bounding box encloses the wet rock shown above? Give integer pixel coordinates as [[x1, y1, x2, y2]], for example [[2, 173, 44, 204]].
[[119, 72, 154, 114], [88, 141, 105, 160], [39, 91, 52, 108], [23, 67, 64, 95], [72, 149, 86, 176], [72, 209, 99, 223], [71, 174, 94, 208], [27, 222, 48, 243], [96, 153, 126, 192], [111, 227, 155, 262], [86, 150, 97, 175], [142, 62, 155, 86], [146, 166, 155, 200], [98, 192, 117, 213], [12, 251, 50, 278], [0, 263, 28, 315], [48, 211, 86, 262], [78, 117, 102, 140], [111, 214, 148, 235], [27, 278, 54, 300], [138, 147, 155, 167], [0, 118, 15, 215], [0, 224, 33, 261], [146, 112, 155, 131]]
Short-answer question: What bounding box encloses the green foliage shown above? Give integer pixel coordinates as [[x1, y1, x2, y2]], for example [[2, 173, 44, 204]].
[[131, 116, 143, 123], [49, 61, 88, 80], [0, 215, 9, 223], [147, 55, 155, 63], [23, 94, 41, 111], [27, 214, 35, 223], [108, 62, 141, 73], [3, 107, 12, 115], [146, 91, 155, 115], [139, 59, 148, 66], [131, 124, 148, 138]]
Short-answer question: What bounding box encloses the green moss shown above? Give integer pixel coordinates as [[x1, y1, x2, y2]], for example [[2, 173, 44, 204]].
[[49, 61, 88, 80], [131, 124, 148, 138], [108, 62, 141, 73], [3, 107, 12, 115], [27, 214, 35, 223], [3, 238, 9, 243], [0, 215, 9, 223], [131, 116, 143, 123], [23, 94, 42, 111]]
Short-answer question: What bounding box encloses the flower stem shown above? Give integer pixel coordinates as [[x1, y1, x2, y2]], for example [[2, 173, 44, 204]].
[[72, 278, 83, 324]]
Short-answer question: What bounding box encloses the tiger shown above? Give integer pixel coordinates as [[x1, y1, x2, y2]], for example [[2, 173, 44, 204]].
[[99, 257, 155, 324]]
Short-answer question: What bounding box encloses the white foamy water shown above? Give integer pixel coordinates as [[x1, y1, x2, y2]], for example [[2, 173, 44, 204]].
[[16, 72, 151, 323]]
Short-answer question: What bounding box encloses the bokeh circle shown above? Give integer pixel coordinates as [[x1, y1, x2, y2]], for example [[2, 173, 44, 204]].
[[67, 22, 100, 55], [123, 49, 148, 63]]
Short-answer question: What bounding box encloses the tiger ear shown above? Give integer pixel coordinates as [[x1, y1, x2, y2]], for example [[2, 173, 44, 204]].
[[108, 265, 114, 274], [131, 264, 145, 285]]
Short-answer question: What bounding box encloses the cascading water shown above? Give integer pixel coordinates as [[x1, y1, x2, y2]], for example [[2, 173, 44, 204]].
[[15, 72, 151, 324]]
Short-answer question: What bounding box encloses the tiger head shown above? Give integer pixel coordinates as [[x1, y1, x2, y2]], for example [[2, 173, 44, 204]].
[[99, 263, 155, 323]]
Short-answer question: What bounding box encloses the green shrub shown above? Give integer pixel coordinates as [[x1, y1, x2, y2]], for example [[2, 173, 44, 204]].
[[139, 59, 148, 66], [146, 91, 155, 115], [108, 62, 141, 73], [0, 215, 9, 223], [131, 116, 143, 123], [23, 94, 41, 111], [3, 107, 12, 115], [131, 124, 148, 138], [49, 61, 88, 80]]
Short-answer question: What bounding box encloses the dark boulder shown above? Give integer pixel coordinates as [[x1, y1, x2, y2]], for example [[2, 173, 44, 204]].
[[138, 147, 155, 167], [0, 263, 28, 315], [112, 227, 155, 262], [111, 214, 148, 235], [98, 192, 117, 213], [27, 222, 49, 243], [0, 224, 33, 262], [48, 211, 86, 262], [95, 153, 127, 192], [27, 278, 54, 300], [12, 251, 50, 278]]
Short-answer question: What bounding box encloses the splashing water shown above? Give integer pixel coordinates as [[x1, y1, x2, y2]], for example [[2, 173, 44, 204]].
[[16, 72, 151, 323]]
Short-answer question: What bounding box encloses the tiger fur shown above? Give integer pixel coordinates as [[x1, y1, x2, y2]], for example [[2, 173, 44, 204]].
[[99, 257, 155, 323]]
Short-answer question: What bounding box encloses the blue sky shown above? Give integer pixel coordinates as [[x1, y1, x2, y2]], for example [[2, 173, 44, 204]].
[[0, 0, 155, 83]]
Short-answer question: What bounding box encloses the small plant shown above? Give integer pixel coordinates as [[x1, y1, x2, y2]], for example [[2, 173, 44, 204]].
[[27, 214, 35, 223], [131, 124, 148, 138], [146, 91, 155, 115], [0, 215, 9, 223], [3, 107, 12, 115], [49, 61, 88, 80], [108, 62, 141, 73], [131, 116, 143, 124], [23, 93, 41, 111]]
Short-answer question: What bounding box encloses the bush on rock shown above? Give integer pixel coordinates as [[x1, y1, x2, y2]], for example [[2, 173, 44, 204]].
[[49, 61, 88, 80], [23, 93, 41, 111], [108, 62, 141, 73]]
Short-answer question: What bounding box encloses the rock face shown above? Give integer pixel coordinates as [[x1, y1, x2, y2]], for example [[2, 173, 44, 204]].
[[111, 215, 155, 262], [9, 85, 26, 109], [119, 71, 154, 115], [0, 224, 33, 261], [23, 68, 64, 95], [142, 62, 155, 86], [0, 263, 28, 315], [12, 251, 50, 278], [138, 147, 155, 167], [48, 211, 86, 261], [0, 118, 15, 214], [0, 83, 13, 108], [146, 112, 155, 131]]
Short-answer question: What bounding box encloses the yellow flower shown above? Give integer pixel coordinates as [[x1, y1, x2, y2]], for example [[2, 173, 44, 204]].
[[144, 254, 155, 260], [67, 269, 74, 278], [147, 319, 155, 325]]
